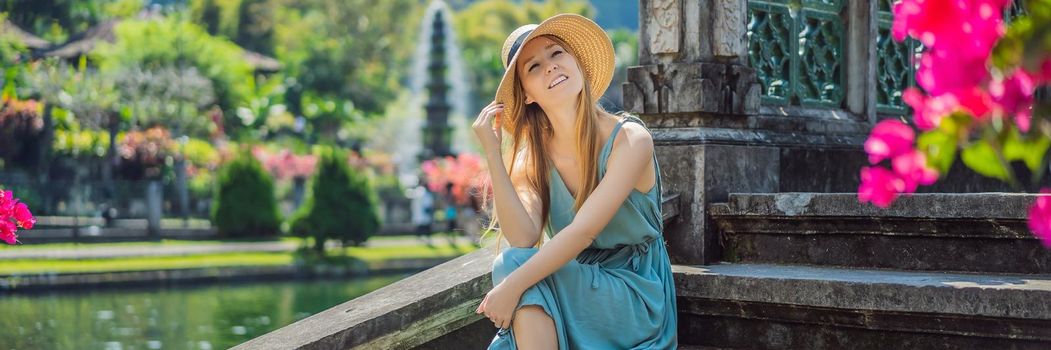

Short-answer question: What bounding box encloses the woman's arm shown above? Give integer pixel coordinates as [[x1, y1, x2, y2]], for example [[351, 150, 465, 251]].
[[473, 102, 545, 248], [485, 150, 546, 247], [501, 123, 654, 292]]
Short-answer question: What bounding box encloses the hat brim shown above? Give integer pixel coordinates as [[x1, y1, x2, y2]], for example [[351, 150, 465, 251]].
[[494, 14, 615, 128]]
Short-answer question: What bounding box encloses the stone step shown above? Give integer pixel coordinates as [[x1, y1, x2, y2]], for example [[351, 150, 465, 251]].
[[709, 192, 1051, 274], [675, 263, 1051, 349]]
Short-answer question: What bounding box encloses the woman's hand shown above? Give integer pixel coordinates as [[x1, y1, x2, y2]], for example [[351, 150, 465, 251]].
[[475, 279, 522, 330], [472, 101, 504, 156]]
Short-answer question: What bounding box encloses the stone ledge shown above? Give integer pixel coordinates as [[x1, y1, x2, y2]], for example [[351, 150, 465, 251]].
[[233, 249, 496, 350], [674, 263, 1051, 320], [711, 192, 1040, 219], [641, 107, 870, 135], [651, 128, 866, 148], [709, 193, 1051, 273]]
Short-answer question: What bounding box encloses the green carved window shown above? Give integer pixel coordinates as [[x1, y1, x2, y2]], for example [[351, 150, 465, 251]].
[[874, 0, 1026, 115], [747, 0, 845, 108], [876, 0, 918, 114], [1006, 0, 1027, 23]]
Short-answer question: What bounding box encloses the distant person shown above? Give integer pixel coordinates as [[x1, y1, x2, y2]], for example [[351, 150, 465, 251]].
[[444, 182, 457, 234], [410, 185, 434, 241]]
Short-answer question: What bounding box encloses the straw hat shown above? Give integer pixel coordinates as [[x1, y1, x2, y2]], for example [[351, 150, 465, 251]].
[[494, 14, 614, 128]]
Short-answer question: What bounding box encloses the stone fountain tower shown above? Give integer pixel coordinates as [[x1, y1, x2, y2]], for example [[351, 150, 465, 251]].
[[419, 10, 454, 161]]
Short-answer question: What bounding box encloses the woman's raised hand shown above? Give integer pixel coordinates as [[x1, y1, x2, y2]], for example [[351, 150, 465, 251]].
[[472, 101, 504, 155]]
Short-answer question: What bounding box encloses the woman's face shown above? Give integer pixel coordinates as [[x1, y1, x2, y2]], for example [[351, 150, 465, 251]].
[[515, 36, 584, 108]]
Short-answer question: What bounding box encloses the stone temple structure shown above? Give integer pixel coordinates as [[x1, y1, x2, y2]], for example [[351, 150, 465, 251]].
[[420, 9, 455, 161], [236, 1, 1050, 349]]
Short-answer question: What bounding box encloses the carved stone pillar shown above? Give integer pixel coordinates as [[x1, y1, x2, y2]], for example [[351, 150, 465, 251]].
[[628, 0, 765, 265], [628, 0, 760, 116]]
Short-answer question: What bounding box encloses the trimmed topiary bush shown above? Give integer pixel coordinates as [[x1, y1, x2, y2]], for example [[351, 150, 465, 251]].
[[212, 148, 281, 237], [291, 148, 379, 253]]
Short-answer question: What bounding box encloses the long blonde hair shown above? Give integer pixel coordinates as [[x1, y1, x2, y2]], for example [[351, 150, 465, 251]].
[[481, 35, 609, 250]]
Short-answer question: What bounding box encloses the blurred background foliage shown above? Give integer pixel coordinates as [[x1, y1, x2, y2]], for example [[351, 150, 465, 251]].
[[0, 0, 637, 236]]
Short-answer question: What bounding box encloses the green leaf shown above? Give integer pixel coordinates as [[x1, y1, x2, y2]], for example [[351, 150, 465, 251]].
[[938, 112, 973, 138], [1003, 129, 1051, 173], [992, 25, 1025, 70], [961, 140, 1011, 181], [917, 130, 958, 174]]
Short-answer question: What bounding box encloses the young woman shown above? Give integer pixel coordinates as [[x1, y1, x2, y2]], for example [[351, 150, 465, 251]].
[[472, 14, 677, 350]]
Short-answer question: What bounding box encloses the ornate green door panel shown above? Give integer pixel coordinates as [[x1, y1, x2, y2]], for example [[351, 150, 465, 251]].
[[748, 0, 845, 108], [876, 0, 915, 114]]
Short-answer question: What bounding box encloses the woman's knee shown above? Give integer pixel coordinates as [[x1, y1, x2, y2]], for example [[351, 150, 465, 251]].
[[512, 306, 556, 348]]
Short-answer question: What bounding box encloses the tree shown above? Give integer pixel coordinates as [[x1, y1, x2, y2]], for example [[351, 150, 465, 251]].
[[271, 0, 424, 114], [212, 148, 281, 237], [291, 147, 379, 253], [111, 65, 216, 138], [0, 0, 107, 43], [235, 0, 275, 55], [93, 17, 255, 134]]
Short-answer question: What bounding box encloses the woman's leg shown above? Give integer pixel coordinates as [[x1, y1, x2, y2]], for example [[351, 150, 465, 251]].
[[512, 305, 557, 349]]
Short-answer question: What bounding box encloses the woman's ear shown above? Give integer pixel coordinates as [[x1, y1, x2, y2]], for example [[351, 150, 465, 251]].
[[525, 94, 535, 105]]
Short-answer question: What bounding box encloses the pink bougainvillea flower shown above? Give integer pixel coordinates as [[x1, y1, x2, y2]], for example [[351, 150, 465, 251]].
[[891, 150, 940, 192], [892, 0, 1008, 54], [13, 202, 34, 230], [903, 87, 956, 130], [0, 189, 37, 244], [0, 190, 13, 217], [915, 50, 991, 96], [1028, 189, 1051, 248], [0, 220, 16, 245], [989, 70, 1035, 132], [865, 119, 916, 164], [858, 166, 907, 208], [953, 86, 994, 122]]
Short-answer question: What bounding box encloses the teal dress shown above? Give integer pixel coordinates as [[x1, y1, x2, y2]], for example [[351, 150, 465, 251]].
[[487, 116, 678, 349]]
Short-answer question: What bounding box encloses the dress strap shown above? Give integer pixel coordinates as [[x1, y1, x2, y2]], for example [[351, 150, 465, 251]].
[[598, 117, 630, 176], [599, 114, 664, 211]]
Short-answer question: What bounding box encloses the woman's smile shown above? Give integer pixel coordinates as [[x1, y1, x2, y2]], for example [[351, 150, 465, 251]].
[[548, 75, 569, 89]]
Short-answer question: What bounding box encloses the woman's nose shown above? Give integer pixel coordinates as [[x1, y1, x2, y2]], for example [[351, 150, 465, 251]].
[[545, 63, 559, 75]]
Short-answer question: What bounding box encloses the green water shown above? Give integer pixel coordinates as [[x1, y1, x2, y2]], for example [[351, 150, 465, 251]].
[[0, 275, 406, 350]]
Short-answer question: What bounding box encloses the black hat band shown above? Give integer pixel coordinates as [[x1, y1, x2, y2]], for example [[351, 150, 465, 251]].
[[506, 29, 534, 69]]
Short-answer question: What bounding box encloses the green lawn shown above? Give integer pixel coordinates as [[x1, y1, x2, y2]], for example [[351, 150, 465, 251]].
[[0, 234, 470, 251], [0, 253, 296, 275], [0, 238, 479, 275], [0, 236, 304, 251]]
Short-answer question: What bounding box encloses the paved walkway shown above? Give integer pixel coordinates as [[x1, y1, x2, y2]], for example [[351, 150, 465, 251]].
[[0, 236, 477, 260]]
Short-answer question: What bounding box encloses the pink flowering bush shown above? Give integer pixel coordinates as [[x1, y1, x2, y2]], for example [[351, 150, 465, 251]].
[[252, 147, 318, 180], [860, 0, 1051, 246], [0, 190, 35, 244], [0, 96, 44, 165], [421, 153, 488, 207], [117, 127, 176, 180]]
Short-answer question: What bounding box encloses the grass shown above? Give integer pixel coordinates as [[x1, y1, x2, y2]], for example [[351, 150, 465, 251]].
[[0, 236, 304, 251], [0, 253, 295, 275], [0, 239, 479, 275], [0, 233, 472, 251]]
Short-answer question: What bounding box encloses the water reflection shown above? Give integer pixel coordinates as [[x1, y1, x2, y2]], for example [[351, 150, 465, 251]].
[[0, 275, 405, 349]]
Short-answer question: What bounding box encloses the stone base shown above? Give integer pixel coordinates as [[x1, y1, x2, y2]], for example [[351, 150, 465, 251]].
[[711, 193, 1050, 274], [675, 263, 1051, 349]]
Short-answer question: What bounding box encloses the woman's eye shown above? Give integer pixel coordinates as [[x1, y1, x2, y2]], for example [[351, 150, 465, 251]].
[[552, 50, 562, 57], [528, 63, 539, 72]]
